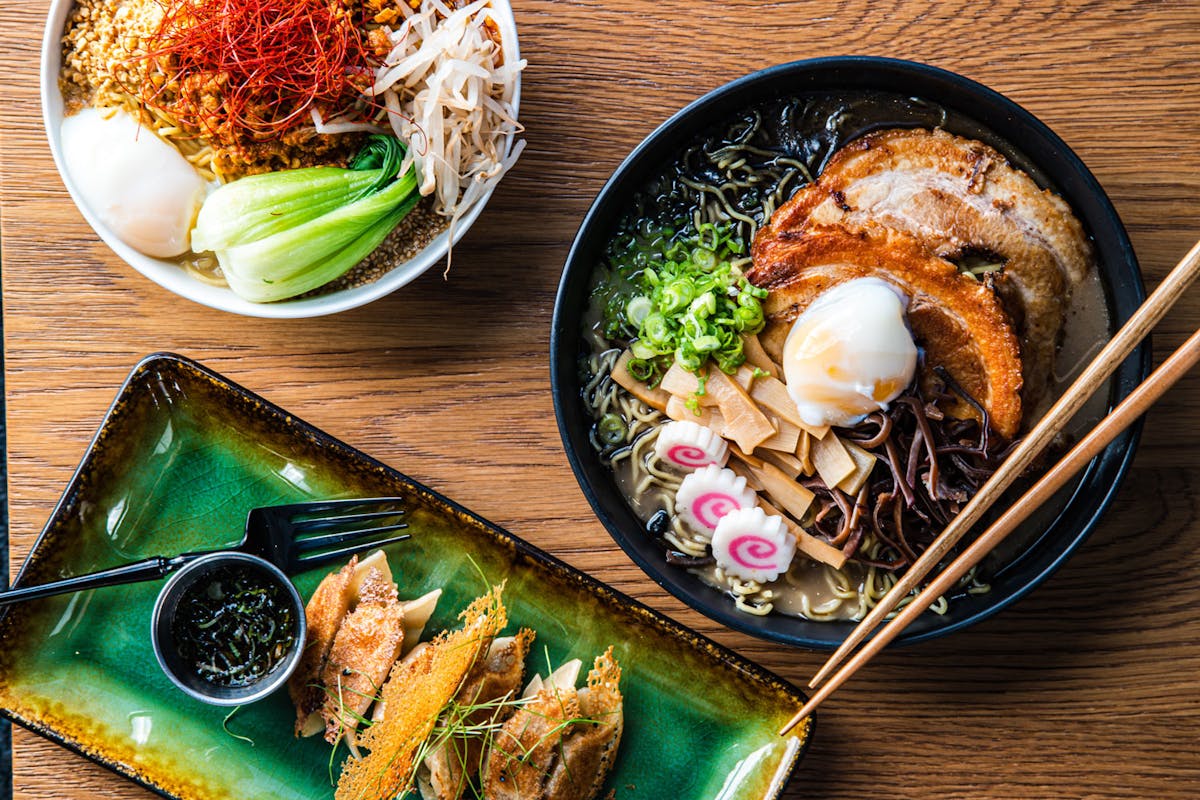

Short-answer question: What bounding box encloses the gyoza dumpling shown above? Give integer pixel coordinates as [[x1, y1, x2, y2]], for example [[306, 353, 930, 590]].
[[292, 551, 441, 740], [417, 629, 535, 800], [320, 563, 405, 743], [289, 556, 357, 737], [481, 647, 623, 800]]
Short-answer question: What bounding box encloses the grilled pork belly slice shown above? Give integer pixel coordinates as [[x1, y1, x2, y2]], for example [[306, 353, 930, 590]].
[[749, 223, 1024, 439], [482, 648, 623, 800], [757, 127, 1093, 412]]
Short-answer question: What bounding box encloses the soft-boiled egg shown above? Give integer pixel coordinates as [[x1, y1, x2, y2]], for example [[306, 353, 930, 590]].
[[782, 277, 918, 428], [60, 108, 208, 258]]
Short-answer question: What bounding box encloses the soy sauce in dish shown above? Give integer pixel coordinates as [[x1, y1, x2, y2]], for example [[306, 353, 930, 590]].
[[171, 563, 297, 687]]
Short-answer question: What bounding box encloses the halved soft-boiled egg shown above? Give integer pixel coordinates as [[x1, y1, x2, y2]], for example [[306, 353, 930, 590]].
[[60, 108, 208, 258], [782, 277, 918, 428]]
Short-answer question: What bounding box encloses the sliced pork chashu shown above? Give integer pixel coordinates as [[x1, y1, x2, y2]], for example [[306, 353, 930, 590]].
[[749, 224, 1024, 439], [757, 127, 1094, 411]]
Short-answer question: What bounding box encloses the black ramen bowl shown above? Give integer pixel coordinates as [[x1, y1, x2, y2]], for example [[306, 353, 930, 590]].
[[550, 57, 1149, 650]]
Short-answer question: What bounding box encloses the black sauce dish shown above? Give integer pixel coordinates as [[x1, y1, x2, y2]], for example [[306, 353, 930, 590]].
[[151, 551, 306, 705], [550, 56, 1150, 650]]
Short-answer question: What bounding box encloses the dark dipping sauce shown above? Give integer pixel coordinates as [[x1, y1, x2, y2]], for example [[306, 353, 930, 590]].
[[171, 564, 297, 687]]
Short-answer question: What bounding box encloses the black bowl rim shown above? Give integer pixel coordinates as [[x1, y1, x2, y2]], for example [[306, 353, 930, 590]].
[[550, 56, 1150, 650]]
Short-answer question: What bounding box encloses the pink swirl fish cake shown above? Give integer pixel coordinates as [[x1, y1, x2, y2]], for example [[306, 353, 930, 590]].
[[674, 465, 757, 541], [712, 507, 796, 583], [654, 420, 729, 470]]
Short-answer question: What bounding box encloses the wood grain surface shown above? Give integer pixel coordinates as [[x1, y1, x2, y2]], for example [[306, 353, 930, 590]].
[[2, 1, 1199, 798]]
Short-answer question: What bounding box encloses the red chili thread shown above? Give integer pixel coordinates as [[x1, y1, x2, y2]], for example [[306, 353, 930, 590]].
[[138, 0, 375, 143]]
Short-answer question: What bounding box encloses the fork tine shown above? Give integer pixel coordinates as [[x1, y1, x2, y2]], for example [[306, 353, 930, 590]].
[[289, 508, 407, 534], [294, 533, 412, 570], [293, 522, 411, 553], [270, 497, 406, 517]]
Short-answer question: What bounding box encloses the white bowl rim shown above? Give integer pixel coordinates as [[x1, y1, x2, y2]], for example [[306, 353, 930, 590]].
[[40, 0, 521, 318]]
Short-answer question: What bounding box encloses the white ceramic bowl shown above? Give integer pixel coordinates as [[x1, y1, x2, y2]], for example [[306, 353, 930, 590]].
[[40, 0, 521, 318]]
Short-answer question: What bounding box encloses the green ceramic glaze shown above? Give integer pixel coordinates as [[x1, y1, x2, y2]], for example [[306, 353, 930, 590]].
[[0, 354, 811, 800]]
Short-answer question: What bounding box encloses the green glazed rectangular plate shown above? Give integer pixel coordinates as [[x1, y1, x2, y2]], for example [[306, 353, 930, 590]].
[[0, 353, 812, 800]]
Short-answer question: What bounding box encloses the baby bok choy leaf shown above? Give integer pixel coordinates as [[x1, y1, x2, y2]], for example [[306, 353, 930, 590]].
[[191, 135, 420, 303]]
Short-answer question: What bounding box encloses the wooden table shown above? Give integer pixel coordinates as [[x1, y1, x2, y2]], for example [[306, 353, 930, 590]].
[[3, 1, 1199, 797]]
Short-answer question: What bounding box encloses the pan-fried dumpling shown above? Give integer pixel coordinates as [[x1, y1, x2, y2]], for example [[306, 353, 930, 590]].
[[288, 556, 358, 737], [417, 629, 536, 800], [319, 564, 406, 743], [481, 648, 623, 800]]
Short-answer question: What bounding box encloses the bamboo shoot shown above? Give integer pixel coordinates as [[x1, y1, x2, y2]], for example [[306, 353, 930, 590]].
[[757, 448, 805, 479], [665, 395, 727, 435], [660, 363, 717, 406], [705, 368, 776, 453], [796, 431, 815, 477], [811, 432, 855, 489], [837, 439, 879, 496], [749, 461, 815, 521], [612, 350, 670, 412], [748, 374, 830, 440], [759, 415, 801, 453], [741, 334, 781, 377], [726, 459, 765, 491]]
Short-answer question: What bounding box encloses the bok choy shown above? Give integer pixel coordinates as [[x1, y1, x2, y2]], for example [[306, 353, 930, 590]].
[[191, 135, 420, 302]]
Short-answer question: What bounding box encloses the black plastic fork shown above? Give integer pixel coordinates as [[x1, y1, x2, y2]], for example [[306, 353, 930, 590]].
[[0, 497, 411, 606]]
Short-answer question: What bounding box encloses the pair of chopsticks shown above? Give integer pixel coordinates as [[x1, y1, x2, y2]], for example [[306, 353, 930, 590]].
[[780, 238, 1200, 736]]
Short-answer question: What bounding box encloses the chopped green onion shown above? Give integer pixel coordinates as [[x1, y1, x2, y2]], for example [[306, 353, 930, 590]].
[[629, 339, 657, 360], [689, 291, 717, 318], [596, 413, 626, 446], [674, 346, 702, 372], [626, 357, 657, 383], [592, 220, 767, 388], [692, 247, 717, 271], [661, 279, 694, 313], [626, 295, 653, 326], [734, 303, 763, 331], [641, 313, 672, 348]]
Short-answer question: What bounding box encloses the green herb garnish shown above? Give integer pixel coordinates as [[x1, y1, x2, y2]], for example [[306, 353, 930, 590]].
[[222, 706, 255, 746]]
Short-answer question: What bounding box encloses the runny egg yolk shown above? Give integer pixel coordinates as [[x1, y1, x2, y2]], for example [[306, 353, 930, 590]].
[[782, 277, 918, 428]]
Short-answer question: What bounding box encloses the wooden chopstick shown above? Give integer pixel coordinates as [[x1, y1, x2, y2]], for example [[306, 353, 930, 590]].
[[805, 238, 1200, 692], [781, 323, 1200, 735]]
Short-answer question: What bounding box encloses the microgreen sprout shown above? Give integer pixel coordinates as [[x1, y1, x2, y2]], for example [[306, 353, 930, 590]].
[[221, 706, 255, 747]]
